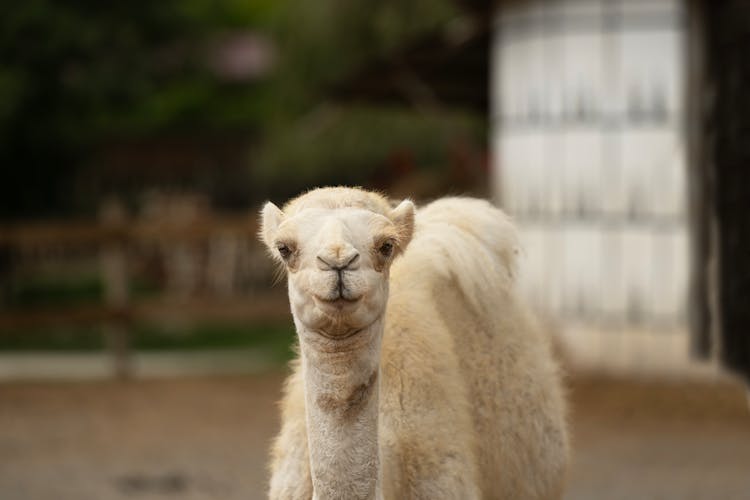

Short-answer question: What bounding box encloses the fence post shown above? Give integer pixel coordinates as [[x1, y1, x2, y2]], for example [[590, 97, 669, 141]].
[[100, 199, 131, 379]]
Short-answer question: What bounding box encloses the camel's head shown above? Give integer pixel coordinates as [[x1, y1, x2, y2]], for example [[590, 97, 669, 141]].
[[259, 188, 415, 337]]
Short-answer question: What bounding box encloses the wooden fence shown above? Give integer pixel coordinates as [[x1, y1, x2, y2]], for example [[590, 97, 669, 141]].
[[0, 208, 288, 378]]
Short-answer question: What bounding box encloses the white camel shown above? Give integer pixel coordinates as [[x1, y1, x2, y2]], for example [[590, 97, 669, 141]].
[[260, 187, 568, 500]]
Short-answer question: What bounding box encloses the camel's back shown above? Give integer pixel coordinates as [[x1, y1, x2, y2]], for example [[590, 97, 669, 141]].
[[385, 197, 569, 499], [391, 197, 518, 311]]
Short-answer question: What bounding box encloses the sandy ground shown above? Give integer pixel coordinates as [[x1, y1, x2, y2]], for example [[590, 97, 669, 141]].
[[0, 370, 748, 500]]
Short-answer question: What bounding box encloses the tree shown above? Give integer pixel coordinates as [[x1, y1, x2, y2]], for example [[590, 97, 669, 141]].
[[0, 0, 278, 219]]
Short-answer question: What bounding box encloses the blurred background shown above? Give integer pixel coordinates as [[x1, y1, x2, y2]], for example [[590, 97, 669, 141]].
[[0, 0, 748, 499]]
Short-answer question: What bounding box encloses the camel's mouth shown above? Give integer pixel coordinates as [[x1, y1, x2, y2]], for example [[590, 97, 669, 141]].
[[314, 295, 362, 310]]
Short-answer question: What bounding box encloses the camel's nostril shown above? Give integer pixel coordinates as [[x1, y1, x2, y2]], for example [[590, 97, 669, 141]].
[[344, 252, 360, 269], [317, 252, 360, 271], [317, 256, 334, 270]]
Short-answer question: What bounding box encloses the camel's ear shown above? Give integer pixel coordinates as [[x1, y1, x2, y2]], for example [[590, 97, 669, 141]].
[[389, 199, 415, 251], [259, 202, 284, 251]]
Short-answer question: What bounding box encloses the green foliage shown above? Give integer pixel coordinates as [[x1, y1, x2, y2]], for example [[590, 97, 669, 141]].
[[0, 0, 280, 135], [267, 0, 458, 119], [0, 0, 280, 218], [256, 0, 479, 199], [257, 105, 483, 198], [0, 0, 474, 218]]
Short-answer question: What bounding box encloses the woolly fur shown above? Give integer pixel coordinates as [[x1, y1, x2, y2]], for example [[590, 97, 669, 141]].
[[263, 187, 569, 499]]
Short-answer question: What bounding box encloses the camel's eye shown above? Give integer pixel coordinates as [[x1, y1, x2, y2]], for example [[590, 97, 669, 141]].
[[378, 241, 394, 258], [276, 243, 292, 260]]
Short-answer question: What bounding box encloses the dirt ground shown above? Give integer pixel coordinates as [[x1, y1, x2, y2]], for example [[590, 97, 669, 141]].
[[1, 370, 748, 500]]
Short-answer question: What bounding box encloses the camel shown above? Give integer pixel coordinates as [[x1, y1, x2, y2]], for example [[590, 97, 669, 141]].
[[260, 187, 568, 500]]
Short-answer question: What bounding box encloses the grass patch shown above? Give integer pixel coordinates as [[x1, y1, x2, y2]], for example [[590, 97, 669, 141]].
[[5, 275, 162, 308], [6, 275, 104, 307], [0, 322, 298, 363], [0, 326, 105, 351], [132, 322, 297, 362]]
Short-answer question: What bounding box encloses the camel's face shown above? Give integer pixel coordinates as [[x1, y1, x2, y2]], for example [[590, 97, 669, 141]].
[[260, 200, 414, 337]]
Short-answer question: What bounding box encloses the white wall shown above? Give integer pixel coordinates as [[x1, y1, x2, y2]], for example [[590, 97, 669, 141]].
[[491, 0, 701, 375]]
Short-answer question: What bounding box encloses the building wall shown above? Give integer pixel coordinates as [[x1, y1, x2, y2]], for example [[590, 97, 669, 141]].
[[491, 0, 708, 375]]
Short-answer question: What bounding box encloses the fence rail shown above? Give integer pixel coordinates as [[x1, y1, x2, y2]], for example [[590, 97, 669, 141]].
[[0, 214, 258, 248], [0, 211, 284, 378]]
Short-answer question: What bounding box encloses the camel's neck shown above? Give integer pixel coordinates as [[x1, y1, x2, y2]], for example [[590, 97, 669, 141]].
[[297, 318, 384, 500]]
